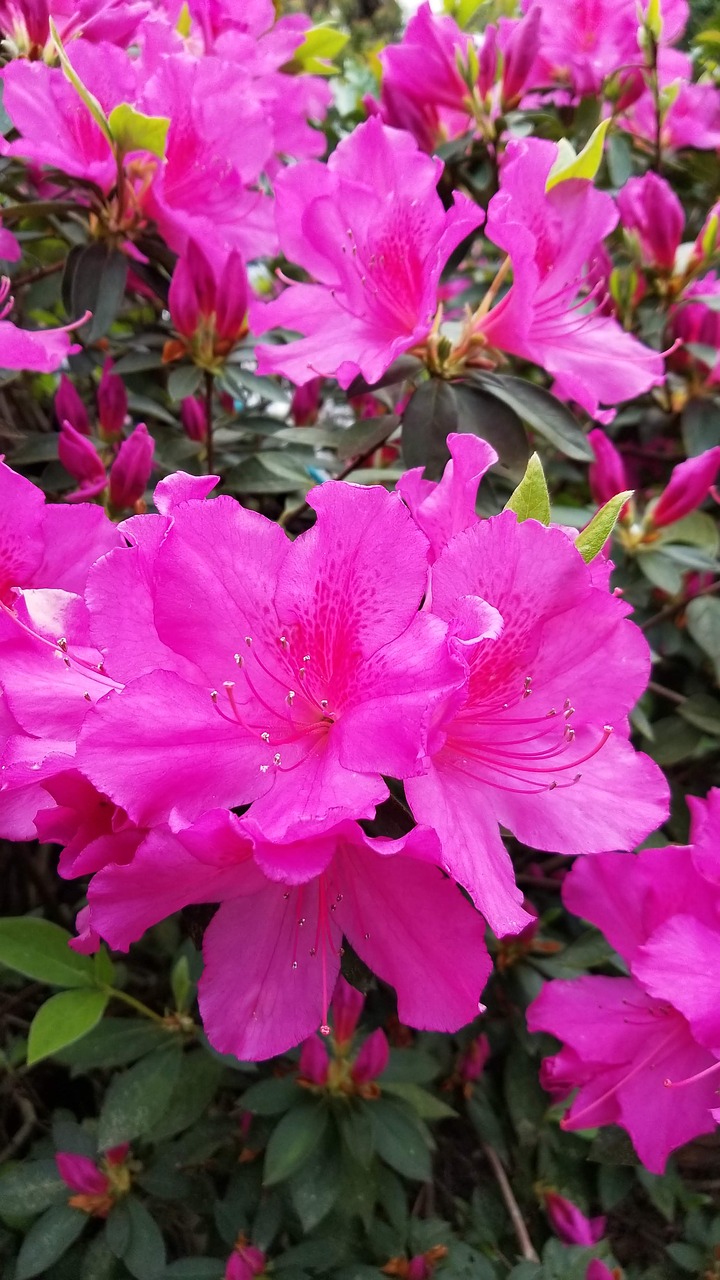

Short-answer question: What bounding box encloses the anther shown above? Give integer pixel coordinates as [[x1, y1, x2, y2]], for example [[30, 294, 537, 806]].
[[283, 892, 290, 899], [273, 753, 281, 765], [286, 691, 295, 703], [298, 917, 306, 927], [336, 894, 342, 903], [261, 731, 270, 743], [364, 932, 370, 940], [244, 636, 252, 646], [279, 636, 288, 648], [303, 654, 310, 663], [210, 690, 218, 702], [309, 947, 316, 956], [292, 961, 298, 970], [320, 1024, 331, 1036], [330, 904, 336, 912], [522, 676, 533, 699], [83, 692, 91, 701], [57, 637, 67, 651], [234, 653, 242, 666], [320, 699, 328, 710], [260, 764, 269, 773]]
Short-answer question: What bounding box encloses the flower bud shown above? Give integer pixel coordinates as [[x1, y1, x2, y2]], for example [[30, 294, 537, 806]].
[[97, 358, 128, 441], [55, 374, 90, 436], [351, 1028, 389, 1084], [649, 447, 720, 529], [586, 1263, 622, 1280], [500, 8, 541, 109], [298, 1034, 330, 1086], [55, 1153, 109, 1197], [616, 173, 684, 273], [331, 975, 365, 1046], [588, 430, 630, 508], [459, 1033, 491, 1084], [543, 1190, 606, 1246], [58, 421, 107, 501], [181, 396, 208, 443], [477, 23, 497, 99], [291, 377, 323, 426], [108, 424, 155, 511]]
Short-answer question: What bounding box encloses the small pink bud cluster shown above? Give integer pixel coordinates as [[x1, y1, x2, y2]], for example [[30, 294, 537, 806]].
[[298, 977, 389, 1098]]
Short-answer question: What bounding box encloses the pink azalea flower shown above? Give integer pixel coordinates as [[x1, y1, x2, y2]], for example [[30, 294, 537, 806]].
[[0, 276, 85, 373], [0, 0, 148, 58], [528, 824, 720, 1173], [618, 51, 720, 153], [477, 138, 665, 422], [542, 1191, 606, 1246], [75, 479, 463, 842], [253, 117, 483, 388], [0, 220, 20, 262], [36, 771, 144, 878], [521, 0, 688, 97], [649, 447, 720, 528], [78, 814, 492, 1059], [397, 432, 497, 564], [616, 173, 685, 273], [403, 440, 668, 937], [108, 423, 154, 511]]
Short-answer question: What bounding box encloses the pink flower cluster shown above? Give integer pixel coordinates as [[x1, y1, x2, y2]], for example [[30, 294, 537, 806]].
[[529, 789, 720, 1173], [0, 435, 667, 1061]]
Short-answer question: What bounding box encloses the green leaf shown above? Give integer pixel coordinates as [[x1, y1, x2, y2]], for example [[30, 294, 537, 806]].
[[14, 1204, 87, 1280], [401, 379, 458, 478], [67, 242, 128, 340], [472, 373, 593, 461], [546, 119, 610, 188], [121, 1198, 166, 1280], [0, 1160, 67, 1221], [288, 1130, 342, 1231], [679, 693, 720, 736], [163, 1263, 225, 1279], [0, 918, 96, 988], [369, 1100, 433, 1181], [57, 1017, 169, 1073], [170, 954, 192, 1014], [504, 453, 550, 525], [108, 104, 170, 159], [93, 947, 115, 988], [241, 1076, 298, 1116], [49, 19, 112, 144], [287, 24, 349, 75], [28, 988, 109, 1065], [263, 1099, 329, 1186], [452, 382, 530, 482], [167, 364, 203, 402], [338, 1104, 375, 1168], [381, 1083, 457, 1120], [575, 491, 633, 562], [149, 1049, 222, 1142], [686, 596, 720, 683], [98, 1046, 182, 1150], [82, 1228, 119, 1280]]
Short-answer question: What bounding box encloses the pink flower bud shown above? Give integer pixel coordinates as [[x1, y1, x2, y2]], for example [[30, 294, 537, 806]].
[[169, 241, 248, 350], [586, 1264, 621, 1280], [617, 173, 684, 273], [543, 1191, 606, 1246], [588, 430, 630, 507], [500, 8, 541, 109], [650, 447, 720, 529], [105, 1144, 130, 1166], [108, 423, 155, 511], [407, 1258, 431, 1280], [331, 975, 365, 1046], [55, 374, 90, 436], [477, 22, 498, 98], [352, 1028, 389, 1084], [215, 249, 249, 345], [298, 1034, 330, 1085], [291, 377, 323, 426], [181, 396, 208, 443], [55, 1153, 109, 1197], [459, 1033, 491, 1083], [58, 420, 106, 501], [226, 1242, 267, 1280], [97, 358, 127, 440]]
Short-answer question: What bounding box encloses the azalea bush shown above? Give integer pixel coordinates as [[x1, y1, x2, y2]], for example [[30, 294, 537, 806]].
[[0, 0, 719, 1277]]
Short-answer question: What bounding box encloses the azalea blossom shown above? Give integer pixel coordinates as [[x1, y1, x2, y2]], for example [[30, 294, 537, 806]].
[[528, 793, 720, 1172], [616, 172, 685, 273], [542, 1191, 606, 1246], [0, 276, 85, 373], [164, 238, 249, 369], [75, 813, 492, 1059], [55, 1143, 130, 1218], [475, 138, 665, 422], [76, 476, 462, 842], [253, 117, 483, 388]]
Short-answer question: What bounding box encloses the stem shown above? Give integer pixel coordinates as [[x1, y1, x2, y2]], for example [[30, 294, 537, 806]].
[[473, 255, 512, 324], [648, 38, 663, 174], [204, 370, 215, 475], [107, 987, 166, 1025], [640, 577, 720, 631], [481, 1142, 539, 1263], [648, 680, 686, 706]]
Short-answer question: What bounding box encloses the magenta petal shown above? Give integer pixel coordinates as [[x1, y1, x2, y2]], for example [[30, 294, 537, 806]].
[[298, 1035, 330, 1084], [199, 884, 341, 1061], [55, 1153, 108, 1196], [351, 1028, 389, 1083], [633, 915, 720, 1056]]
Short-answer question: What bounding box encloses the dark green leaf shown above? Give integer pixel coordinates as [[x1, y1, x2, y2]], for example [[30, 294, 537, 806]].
[[681, 398, 720, 456], [338, 1103, 375, 1168], [69, 242, 129, 340], [15, 1205, 87, 1280], [336, 414, 399, 462], [346, 356, 423, 397], [288, 1129, 342, 1231], [0, 1160, 67, 1221], [98, 1046, 182, 1150], [82, 1228, 119, 1280], [167, 365, 203, 402], [263, 1099, 329, 1186], [162, 1263, 225, 1279], [122, 1197, 166, 1280], [401, 379, 458, 477], [28, 988, 109, 1065], [472, 373, 593, 461], [0, 918, 96, 988], [369, 1099, 433, 1181], [679, 693, 720, 735], [452, 382, 530, 481], [149, 1049, 222, 1142], [381, 1083, 457, 1120], [686, 597, 720, 683], [57, 1018, 169, 1073], [241, 1076, 298, 1116]]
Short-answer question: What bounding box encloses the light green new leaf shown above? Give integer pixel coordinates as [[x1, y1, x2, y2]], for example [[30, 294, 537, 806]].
[[546, 119, 610, 189], [108, 104, 170, 159], [289, 24, 349, 75], [27, 988, 109, 1065], [504, 453, 551, 525], [0, 917, 96, 988], [575, 490, 633, 562], [49, 19, 112, 144]]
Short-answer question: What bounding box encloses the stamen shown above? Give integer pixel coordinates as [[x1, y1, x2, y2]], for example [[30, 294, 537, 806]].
[[664, 1059, 720, 1089]]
